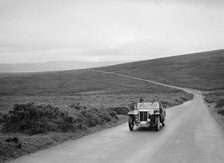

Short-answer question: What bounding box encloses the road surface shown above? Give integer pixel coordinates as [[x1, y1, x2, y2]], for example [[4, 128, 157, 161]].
[[8, 71, 224, 163]]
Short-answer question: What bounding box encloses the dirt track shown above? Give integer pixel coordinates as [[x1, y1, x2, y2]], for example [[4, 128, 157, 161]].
[[7, 71, 224, 163]]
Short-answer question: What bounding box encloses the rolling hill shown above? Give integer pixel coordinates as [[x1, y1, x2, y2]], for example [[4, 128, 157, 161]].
[[0, 49, 223, 112], [0, 49, 222, 161], [98, 49, 224, 90], [0, 68, 192, 113], [0, 61, 122, 73]]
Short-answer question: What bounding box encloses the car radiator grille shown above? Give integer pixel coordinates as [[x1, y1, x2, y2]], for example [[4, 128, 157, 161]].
[[140, 111, 147, 121]]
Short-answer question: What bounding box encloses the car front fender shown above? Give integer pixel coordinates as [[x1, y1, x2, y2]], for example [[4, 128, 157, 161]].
[[154, 112, 160, 115]]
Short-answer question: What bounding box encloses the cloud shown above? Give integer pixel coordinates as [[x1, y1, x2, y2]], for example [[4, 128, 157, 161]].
[[0, 0, 224, 63]]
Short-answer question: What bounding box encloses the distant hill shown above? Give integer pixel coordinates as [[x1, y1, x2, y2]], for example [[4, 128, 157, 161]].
[[0, 61, 122, 73], [97, 49, 224, 90], [0, 70, 184, 96], [0, 49, 223, 97]]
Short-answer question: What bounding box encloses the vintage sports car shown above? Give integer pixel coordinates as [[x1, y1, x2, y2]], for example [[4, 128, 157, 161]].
[[128, 102, 166, 131]]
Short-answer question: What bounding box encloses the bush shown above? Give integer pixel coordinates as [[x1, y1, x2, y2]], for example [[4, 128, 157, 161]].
[[75, 107, 118, 128], [215, 99, 224, 108], [2, 103, 75, 135], [70, 102, 81, 110], [0, 137, 22, 160], [106, 108, 118, 119], [160, 100, 171, 108], [217, 109, 224, 115], [1, 102, 120, 135], [0, 112, 4, 124], [5, 137, 19, 143], [107, 107, 129, 115]]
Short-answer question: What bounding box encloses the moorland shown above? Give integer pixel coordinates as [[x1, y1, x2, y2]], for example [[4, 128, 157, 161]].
[[0, 69, 193, 161], [0, 49, 223, 161], [98, 49, 224, 90]]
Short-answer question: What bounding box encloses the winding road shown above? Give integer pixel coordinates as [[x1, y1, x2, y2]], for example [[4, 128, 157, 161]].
[[8, 71, 224, 163]]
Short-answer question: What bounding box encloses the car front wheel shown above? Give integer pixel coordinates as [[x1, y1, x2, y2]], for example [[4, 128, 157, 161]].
[[128, 117, 134, 131], [155, 116, 160, 131]]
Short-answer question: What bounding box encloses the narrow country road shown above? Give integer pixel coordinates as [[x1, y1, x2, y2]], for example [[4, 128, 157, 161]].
[[8, 71, 224, 163]]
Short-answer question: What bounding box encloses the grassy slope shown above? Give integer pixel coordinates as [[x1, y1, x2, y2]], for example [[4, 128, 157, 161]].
[[97, 49, 224, 90], [0, 70, 180, 96], [0, 63, 194, 161], [203, 91, 224, 131], [0, 115, 128, 162], [0, 70, 192, 113], [0, 49, 222, 162], [7, 50, 224, 161]]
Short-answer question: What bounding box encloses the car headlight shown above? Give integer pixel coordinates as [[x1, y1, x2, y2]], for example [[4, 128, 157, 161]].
[[148, 109, 154, 115], [133, 110, 138, 114]]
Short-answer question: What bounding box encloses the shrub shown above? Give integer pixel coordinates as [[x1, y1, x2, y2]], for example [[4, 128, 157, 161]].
[[108, 107, 129, 115], [215, 99, 224, 108], [2, 102, 120, 135], [217, 109, 224, 115], [0, 137, 22, 160], [5, 137, 19, 143], [160, 100, 171, 108], [70, 102, 81, 110], [2, 103, 75, 135], [75, 107, 117, 128], [105, 108, 118, 119], [0, 112, 4, 124]]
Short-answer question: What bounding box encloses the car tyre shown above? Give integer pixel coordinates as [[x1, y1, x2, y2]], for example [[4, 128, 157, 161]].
[[128, 117, 134, 131], [155, 116, 160, 131]]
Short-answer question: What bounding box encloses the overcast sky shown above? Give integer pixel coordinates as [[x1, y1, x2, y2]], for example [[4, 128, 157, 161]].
[[0, 0, 224, 63]]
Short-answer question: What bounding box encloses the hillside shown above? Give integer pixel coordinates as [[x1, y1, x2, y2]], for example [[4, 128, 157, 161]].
[[97, 49, 224, 90], [0, 49, 223, 112], [0, 70, 181, 96], [0, 61, 122, 73], [0, 69, 193, 112], [1, 50, 210, 161]]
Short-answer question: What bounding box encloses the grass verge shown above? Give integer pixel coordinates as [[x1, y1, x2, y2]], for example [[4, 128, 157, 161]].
[[0, 114, 127, 162], [0, 91, 193, 162], [0, 69, 193, 162], [203, 90, 224, 130]]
